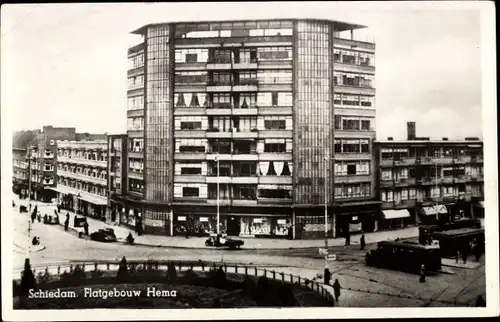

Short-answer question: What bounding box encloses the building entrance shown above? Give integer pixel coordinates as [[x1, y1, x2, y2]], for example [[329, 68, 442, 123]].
[[226, 216, 241, 236]]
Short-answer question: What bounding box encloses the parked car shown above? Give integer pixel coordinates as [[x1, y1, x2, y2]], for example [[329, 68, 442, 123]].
[[90, 228, 117, 242], [205, 234, 244, 249]]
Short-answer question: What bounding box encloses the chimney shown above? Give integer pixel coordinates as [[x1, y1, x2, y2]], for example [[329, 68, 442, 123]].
[[387, 137, 393, 141], [465, 137, 480, 141], [407, 122, 416, 140], [442, 137, 448, 141]]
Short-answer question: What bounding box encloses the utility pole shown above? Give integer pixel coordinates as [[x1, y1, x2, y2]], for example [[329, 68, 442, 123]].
[[216, 154, 220, 235]]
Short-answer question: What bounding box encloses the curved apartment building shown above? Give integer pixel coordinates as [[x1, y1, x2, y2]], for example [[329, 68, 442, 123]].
[[108, 19, 378, 239]]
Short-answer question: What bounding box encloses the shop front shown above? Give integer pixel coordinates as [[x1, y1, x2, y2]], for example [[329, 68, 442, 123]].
[[417, 204, 448, 225], [174, 214, 216, 237], [378, 209, 411, 231], [239, 215, 291, 238], [77, 194, 107, 220]]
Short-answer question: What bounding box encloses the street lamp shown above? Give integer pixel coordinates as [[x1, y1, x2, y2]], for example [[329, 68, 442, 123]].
[[323, 156, 336, 270], [215, 154, 220, 235]]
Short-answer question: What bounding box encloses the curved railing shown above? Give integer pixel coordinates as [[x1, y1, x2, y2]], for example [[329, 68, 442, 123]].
[[15, 260, 335, 304]]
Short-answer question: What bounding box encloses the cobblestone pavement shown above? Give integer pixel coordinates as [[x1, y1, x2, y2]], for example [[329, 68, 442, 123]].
[[10, 197, 485, 307]]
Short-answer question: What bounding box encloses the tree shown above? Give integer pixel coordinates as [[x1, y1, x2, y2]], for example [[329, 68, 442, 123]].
[[19, 259, 36, 296], [213, 266, 227, 288], [166, 263, 177, 283], [116, 257, 129, 282]]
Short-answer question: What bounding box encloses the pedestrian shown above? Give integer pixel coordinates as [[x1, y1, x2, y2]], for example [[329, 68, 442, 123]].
[[333, 278, 341, 302], [64, 213, 70, 231], [43, 214, 48, 224], [83, 221, 89, 236], [346, 232, 351, 246], [37, 214, 41, 223], [462, 249, 468, 264], [29, 203, 32, 212], [419, 264, 426, 283], [360, 234, 366, 250], [57, 204, 61, 213], [456, 250, 461, 264], [324, 268, 331, 286]]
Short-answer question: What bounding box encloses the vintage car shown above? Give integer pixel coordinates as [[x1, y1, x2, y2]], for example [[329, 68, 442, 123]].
[[205, 235, 244, 249], [90, 228, 117, 242]]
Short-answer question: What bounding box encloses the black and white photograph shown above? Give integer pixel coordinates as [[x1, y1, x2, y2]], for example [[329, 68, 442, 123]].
[[1, 1, 498, 320]]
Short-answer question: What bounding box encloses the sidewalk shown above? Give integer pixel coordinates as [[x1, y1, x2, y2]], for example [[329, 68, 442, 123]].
[[13, 194, 418, 250], [78, 214, 418, 250]]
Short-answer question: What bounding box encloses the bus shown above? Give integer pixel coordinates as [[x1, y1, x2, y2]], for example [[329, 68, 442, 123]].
[[431, 227, 484, 258], [366, 240, 442, 274], [419, 218, 481, 244]]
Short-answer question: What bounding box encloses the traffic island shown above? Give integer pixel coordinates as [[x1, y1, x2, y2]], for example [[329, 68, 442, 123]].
[[13, 258, 334, 308]]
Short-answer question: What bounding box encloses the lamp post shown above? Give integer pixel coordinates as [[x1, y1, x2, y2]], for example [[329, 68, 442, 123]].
[[216, 154, 220, 235], [323, 156, 336, 270]]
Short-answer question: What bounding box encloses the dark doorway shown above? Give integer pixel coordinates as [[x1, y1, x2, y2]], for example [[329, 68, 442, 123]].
[[227, 216, 241, 236]]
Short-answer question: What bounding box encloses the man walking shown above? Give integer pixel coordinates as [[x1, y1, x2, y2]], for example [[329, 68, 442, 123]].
[[64, 214, 70, 231], [360, 234, 366, 250], [324, 268, 331, 286], [419, 264, 426, 283], [333, 279, 341, 302]]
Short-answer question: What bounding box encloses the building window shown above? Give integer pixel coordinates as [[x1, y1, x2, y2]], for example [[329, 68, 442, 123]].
[[264, 142, 286, 153], [180, 121, 202, 130], [183, 187, 199, 197], [264, 119, 286, 130], [382, 170, 393, 181]]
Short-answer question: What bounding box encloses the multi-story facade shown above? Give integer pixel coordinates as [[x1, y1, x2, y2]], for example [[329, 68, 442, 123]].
[[109, 18, 377, 239], [50, 140, 109, 219], [26, 126, 77, 202], [374, 122, 484, 230], [12, 148, 29, 195]]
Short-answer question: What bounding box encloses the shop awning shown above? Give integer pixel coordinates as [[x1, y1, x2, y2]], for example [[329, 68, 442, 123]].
[[419, 205, 447, 216], [78, 194, 107, 206], [382, 209, 410, 220]]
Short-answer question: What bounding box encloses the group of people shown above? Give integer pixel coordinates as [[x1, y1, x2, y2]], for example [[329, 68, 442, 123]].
[[323, 268, 342, 303], [457, 238, 483, 264]]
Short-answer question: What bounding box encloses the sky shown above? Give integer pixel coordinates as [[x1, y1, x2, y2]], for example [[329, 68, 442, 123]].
[[1, 2, 487, 140]]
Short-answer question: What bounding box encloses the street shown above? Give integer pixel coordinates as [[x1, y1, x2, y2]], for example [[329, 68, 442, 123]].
[[11, 198, 485, 307]]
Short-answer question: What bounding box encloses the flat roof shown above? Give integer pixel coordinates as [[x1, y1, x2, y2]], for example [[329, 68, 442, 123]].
[[131, 18, 366, 35]]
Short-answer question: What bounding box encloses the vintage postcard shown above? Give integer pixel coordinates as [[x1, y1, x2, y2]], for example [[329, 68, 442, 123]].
[[1, 1, 498, 320]]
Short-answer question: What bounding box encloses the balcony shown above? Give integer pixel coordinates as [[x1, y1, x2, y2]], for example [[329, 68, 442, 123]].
[[232, 153, 259, 161], [206, 130, 232, 139], [395, 178, 416, 187], [44, 167, 54, 172], [174, 175, 206, 184], [232, 176, 259, 184], [232, 130, 259, 139], [127, 109, 144, 118], [233, 60, 258, 70], [174, 152, 207, 161], [206, 176, 232, 184], [335, 175, 372, 184], [57, 170, 107, 186], [128, 151, 143, 158], [128, 130, 144, 138], [127, 88, 144, 97], [379, 180, 394, 188], [334, 61, 375, 74], [206, 62, 232, 70], [174, 107, 207, 116], [175, 130, 206, 138], [333, 37, 375, 51], [441, 177, 454, 184], [259, 130, 292, 139], [232, 108, 258, 116], [258, 107, 292, 115], [258, 153, 292, 162], [258, 176, 292, 185], [57, 156, 107, 168], [334, 85, 375, 96], [128, 171, 143, 180]]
